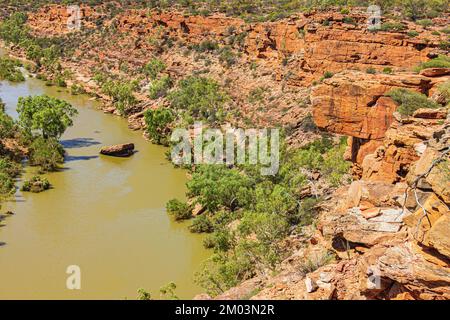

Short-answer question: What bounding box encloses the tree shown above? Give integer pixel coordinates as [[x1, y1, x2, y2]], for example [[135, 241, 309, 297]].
[[17, 95, 78, 139], [0, 108, 16, 139], [168, 77, 228, 124], [0, 12, 29, 45], [144, 108, 174, 145], [101, 80, 138, 116], [28, 137, 65, 172], [187, 165, 254, 212], [0, 57, 25, 82]]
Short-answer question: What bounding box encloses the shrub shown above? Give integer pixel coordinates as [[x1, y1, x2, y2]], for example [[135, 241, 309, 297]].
[[387, 88, 440, 116], [0, 57, 25, 82], [28, 137, 65, 172], [187, 165, 254, 212], [189, 214, 214, 233], [0, 12, 29, 45], [299, 250, 335, 276], [437, 81, 450, 106], [144, 108, 174, 145], [380, 22, 407, 32], [144, 58, 166, 80], [194, 40, 219, 52], [17, 95, 78, 139], [166, 199, 192, 221], [382, 67, 393, 74], [415, 55, 450, 71], [137, 289, 152, 300], [168, 76, 227, 123], [322, 71, 334, 80], [70, 84, 86, 95], [239, 211, 290, 268], [0, 109, 16, 139], [407, 30, 419, 38], [0, 158, 21, 178], [101, 80, 138, 116], [366, 67, 377, 74], [439, 41, 449, 51], [416, 19, 433, 28], [0, 172, 15, 195], [218, 47, 237, 67], [21, 175, 50, 193], [148, 75, 172, 99]]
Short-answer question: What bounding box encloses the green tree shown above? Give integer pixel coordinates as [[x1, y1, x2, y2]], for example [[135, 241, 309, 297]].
[[0, 57, 25, 82], [28, 137, 65, 172], [166, 199, 192, 221], [168, 77, 228, 124], [101, 80, 138, 116], [187, 165, 254, 212], [144, 108, 174, 145], [17, 95, 78, 139], [0, 12, 29, 45]]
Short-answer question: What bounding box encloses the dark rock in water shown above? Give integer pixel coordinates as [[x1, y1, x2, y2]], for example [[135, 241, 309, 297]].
[[100, 143, 135, 157]]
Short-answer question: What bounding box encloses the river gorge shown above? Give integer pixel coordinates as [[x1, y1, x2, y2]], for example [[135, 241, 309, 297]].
[[0, 50, 209, 299]]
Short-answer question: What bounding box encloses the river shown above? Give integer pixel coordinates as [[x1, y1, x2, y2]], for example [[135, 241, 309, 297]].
[[0, 57, 209, 299]]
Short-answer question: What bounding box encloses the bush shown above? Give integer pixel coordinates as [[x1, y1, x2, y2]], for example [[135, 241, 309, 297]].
[[0, 172, 15, 195], [166, 199, 192, 221], [168, 76, 227, 124], [0, 57, 25, 82], [0, 109, 16, 139], [321, 71, 334, 80], [0, 158, 21, 178], [0, 12, 29, 45], [144, 108, 174, 145], [70, 84, 86, 95], [415, 55, 450, 71], [299, 250, 335, 276], [366, 67, 377, 74], [382, 67, 393, 74], [21, 175, 50, 193], [187, 165, 254, 212], [380, 22, 407, 32], [144, 58, 166, 80], [28, 137, 64, 172], [189, 214, 214, 233], [148, 75, 172, 99], [101, 80, 138, 116], [407, 30, 419, 38], [387, 88, 440, 116], [416, 19, 433, 28], [194, 40, 219, 52], [218, 47, 237, 67]]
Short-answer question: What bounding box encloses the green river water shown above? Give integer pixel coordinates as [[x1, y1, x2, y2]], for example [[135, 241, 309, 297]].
[[0, 54, 209, 299]]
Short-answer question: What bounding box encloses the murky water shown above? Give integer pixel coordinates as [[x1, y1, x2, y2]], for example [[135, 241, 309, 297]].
[[0, 59, 208, 299]]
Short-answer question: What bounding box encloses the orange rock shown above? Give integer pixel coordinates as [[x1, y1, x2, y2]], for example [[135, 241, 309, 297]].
[[311, 71, 431, 140], [420, 68, 450, 77], [361, 207, 381, 219]]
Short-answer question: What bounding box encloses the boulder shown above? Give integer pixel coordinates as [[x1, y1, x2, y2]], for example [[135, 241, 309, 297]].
[[100, 143, 135, 157], [419, 68, 450, 78], [412, 108, 448, 119]]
